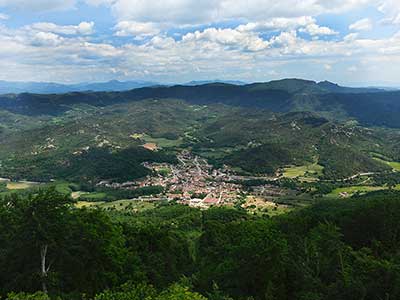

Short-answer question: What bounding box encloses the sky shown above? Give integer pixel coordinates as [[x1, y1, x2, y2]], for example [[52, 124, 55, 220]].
[[0, 0, 399, 86]]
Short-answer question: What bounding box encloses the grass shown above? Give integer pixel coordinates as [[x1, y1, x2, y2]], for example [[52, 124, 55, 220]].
[[99, 200, 155, 211], [78, 192, 108, 200], [243, 196, 292, 217], [283, 163, 324, 179], [53, 182, 77, 194], [142, 135, 182, 148], [76, 201, 105, 208], [130, 133, 182, 148], [372, 157, 400, 172], [6, 182, 37, 190], [76, 199, 155, 212], [157, 167, 171, 176], [327, 185, 386, 198]]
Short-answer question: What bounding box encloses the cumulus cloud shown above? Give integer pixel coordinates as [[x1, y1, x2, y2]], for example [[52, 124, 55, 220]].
[[237, 16, 314, 32], [31, 31, 63, 47], [28, 22, 95, 35], [87, 0, 372, 25], [83, 1, 400, 31], [300, 23, 338, 36], [0, 13, 8, 20], [182, 27, 269, 52], [237, 17, 337, 37], [1, 18, 399, 82], [114, 21, 160, 38], [0, 0, 399, 84], [349, 18, 373, 31], [378, 0, 400, 24]]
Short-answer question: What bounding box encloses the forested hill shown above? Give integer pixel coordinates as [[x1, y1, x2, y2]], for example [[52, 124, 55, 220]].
[[0, 78, 399, 127], [1, 189, 400, 299]]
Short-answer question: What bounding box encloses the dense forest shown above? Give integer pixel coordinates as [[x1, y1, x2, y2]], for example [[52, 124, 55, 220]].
[[1, 79, 399, 127], [1, 189, 399, 300]]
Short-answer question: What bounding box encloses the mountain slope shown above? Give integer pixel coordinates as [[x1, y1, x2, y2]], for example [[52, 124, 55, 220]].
[[0, 80, 159, 94], [0, 99, 396, 182], [0, 79, 397, 127]]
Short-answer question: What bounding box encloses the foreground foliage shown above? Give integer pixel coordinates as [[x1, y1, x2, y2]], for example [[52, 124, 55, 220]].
[[1, 189, 400, 299]]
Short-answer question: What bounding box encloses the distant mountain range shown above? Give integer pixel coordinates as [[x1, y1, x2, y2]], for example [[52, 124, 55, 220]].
[[0, 79, 251, 94], [0, 78, 392, 94], [0, 80, 159, 94], [2, 78, 400, 127], [183, 80, 247, 86]]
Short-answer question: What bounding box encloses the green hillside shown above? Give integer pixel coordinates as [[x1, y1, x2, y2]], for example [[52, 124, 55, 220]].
[[1, 79, 397, 127], [0, 103, 397, 183]]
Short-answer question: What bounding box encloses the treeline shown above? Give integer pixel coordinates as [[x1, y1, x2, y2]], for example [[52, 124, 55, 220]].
[[318, 143, 390, 179], [78, 186, 165, 202], [1, 147, 176, 183], [1, 189, 400, 299]]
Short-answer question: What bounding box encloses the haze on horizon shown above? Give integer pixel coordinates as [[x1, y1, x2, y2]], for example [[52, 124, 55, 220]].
[[0, 0, 399, 87]]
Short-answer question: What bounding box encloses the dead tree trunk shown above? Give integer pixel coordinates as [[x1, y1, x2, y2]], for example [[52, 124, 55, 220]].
[[40, 244, 50, 293]]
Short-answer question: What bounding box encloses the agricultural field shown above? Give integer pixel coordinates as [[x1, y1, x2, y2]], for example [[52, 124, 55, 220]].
[[373, 157, 400, 172], [326, 185, 386, 198], [6, 181, 40, 190], [131, 132, 183, 149], [242, 195, 291, 216], [76, 199, 155, 212], [282, 163, 324, 180]]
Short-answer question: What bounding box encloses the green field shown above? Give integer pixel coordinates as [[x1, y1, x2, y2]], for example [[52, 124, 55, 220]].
[[76, 199, 155, 211], [75, 201, 105, 208], [283, 163, 324, 179], [6, 181, 38, 190], [327, 185, 386, 197], [131, 133, 182, 148], [372, 157, 400, 171]]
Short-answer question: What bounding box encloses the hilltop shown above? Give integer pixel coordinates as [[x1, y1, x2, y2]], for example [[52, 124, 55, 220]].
[[1, 78, 397, 127]]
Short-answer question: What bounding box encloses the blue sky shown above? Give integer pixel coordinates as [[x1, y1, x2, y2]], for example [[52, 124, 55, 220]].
[[0, 0, 399, 86]]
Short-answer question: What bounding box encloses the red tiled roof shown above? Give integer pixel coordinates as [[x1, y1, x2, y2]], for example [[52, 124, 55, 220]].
[[204, 197, 219, 204]]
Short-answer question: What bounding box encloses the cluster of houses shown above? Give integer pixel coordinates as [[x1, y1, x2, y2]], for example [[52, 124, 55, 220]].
[[143, 151, 242, 208], [98, 151, 243, 208], [97, 150, 291, 209]]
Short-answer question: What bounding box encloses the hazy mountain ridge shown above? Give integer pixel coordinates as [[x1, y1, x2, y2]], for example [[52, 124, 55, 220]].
[[0, 80, 159, 94], [0, 78, 397, 127], [0, 78, 383, 94]]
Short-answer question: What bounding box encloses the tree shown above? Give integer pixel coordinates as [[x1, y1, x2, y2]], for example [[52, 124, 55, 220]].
[[95, 283, 207, 300], [0, 189, 126, 296], [156, 284, 207, 300], [0, 189, 74, 293], [6, 291, 50, 300]]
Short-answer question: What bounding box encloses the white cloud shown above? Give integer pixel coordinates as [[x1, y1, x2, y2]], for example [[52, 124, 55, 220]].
[[0, 13, 9, 20], [349, 18, 373, 31], [182, 27, 270, 52], [237, 16, 314, 32], [268, 30, 298, 49], [87, 0, 372, 25], [300, 23, 338, 36], [114, 21, 160, 38], [31, 32, 63, 47], [378, 0, 400, 25], [237, 17, 337, 37], [344, 33, 359, 41], [1, 2, 400, 85], [0, 0, 76, 12], [28, 22, 95, 35], [77, 22, 95, 35]]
